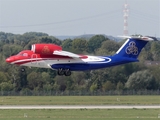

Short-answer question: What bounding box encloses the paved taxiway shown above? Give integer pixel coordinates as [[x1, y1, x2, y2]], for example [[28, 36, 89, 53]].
[[0, 105, 160, 109]]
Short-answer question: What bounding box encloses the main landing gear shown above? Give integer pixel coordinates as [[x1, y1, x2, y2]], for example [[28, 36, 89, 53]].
[[57, 68, 71, 76]]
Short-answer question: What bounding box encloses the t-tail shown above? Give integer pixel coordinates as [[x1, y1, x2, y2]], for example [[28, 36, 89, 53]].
[[114, 36, 157, 60]]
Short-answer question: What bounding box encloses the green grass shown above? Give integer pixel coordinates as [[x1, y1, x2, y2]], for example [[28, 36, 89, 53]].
[[0, 96, 159, 120], [0, 109, 160, 120], [0, 96, 160, 105]]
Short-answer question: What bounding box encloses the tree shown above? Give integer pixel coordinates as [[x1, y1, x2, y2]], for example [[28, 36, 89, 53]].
[[102, 81, 115, 91], [0, 72, 8, 83], [72, 38, 88, 54], [149, 66, 160, 89], [27, 72, 44, 90], [62, 39, 73, 51], [43, 83, 54, 92], [95, 40, 120, 56], [90, 84, 97, 92], [104, 66, 128, 84], [41, 72, 51, 83], [54, 76, 67, 91], [125, 70, 158, 90], [0, 82, 13, 91], [87, 35, 107, 53], [40, 36, 61, 45], [101, 40, 120, 53], [116, 81, 124, 90], [151, 41, 160, 60], [2, 44, 23, 57], [71, 72, 87, 90]]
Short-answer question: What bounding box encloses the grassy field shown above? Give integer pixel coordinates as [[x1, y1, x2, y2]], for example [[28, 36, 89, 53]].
[[0, 95, 159, 105], [0, 109, 160, 120], [0, 96, 159, 120]]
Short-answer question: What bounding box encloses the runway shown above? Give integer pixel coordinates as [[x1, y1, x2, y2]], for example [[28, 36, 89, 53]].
[[0, 105, 160, 109]]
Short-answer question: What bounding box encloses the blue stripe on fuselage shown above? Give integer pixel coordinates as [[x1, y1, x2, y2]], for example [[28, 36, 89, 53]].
[[51, 56, 138, 71]]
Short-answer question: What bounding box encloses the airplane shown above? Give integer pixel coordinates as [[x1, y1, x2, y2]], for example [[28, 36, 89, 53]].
[[6, 35, 157, 76]]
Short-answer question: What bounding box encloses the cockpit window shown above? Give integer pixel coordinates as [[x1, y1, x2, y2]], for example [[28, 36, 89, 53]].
[[17, 53, 23, 56], [23, 53, 28, 57], [17, 53, 28, 57]]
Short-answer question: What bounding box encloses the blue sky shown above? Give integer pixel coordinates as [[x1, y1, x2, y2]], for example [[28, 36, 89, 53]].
[[0, 0, 159, 37]]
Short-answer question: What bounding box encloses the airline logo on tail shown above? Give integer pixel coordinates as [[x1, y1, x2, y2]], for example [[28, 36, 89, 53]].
[[125, 41, 138, 55]]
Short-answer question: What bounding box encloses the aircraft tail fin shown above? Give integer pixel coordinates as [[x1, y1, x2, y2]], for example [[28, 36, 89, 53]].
[[115, 36, 157, 59]]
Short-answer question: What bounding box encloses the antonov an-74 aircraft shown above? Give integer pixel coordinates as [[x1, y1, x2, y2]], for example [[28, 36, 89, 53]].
[[6, 36, 157, 76]]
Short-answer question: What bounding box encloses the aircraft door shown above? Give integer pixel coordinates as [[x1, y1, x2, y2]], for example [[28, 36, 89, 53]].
[[31, 54, 37, 64]]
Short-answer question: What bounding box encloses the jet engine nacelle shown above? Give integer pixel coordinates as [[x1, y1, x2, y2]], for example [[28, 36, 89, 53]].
[[31, 44, 62, 55]]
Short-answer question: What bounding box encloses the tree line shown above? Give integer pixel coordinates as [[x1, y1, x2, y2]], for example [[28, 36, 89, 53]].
[[0, 32, 160, 94]]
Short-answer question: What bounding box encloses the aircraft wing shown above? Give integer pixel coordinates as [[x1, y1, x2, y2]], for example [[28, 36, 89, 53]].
[[53, 50, 81, 58]]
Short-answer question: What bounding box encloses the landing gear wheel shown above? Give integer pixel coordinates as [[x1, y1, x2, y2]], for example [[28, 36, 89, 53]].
[[57, 68, 65, 76], [57, 68, 71, 76], [21, 68, 25, 72], [64, 69, 71, 76]]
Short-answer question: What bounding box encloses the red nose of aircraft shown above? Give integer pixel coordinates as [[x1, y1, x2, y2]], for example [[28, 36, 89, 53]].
[[6, 57, 15, 63]]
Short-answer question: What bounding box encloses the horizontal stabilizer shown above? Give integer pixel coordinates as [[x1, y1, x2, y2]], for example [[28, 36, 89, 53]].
[[118, 35, 158, 41]]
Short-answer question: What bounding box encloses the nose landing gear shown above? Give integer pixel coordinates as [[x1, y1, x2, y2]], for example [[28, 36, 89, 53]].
[[20, 67, 25, 72], [57, 68, 71, 76]]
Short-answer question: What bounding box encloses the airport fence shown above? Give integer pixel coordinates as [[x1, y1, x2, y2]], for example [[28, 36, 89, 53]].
[[0, 90, 160, 96]]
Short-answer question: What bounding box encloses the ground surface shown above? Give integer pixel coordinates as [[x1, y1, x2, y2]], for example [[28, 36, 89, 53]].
[[0, 96, 159, 120]]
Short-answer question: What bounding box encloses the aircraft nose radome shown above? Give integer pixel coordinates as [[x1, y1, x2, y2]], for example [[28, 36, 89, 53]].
[[6, 57, 14, 63], [6, 58, 10, 63]]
